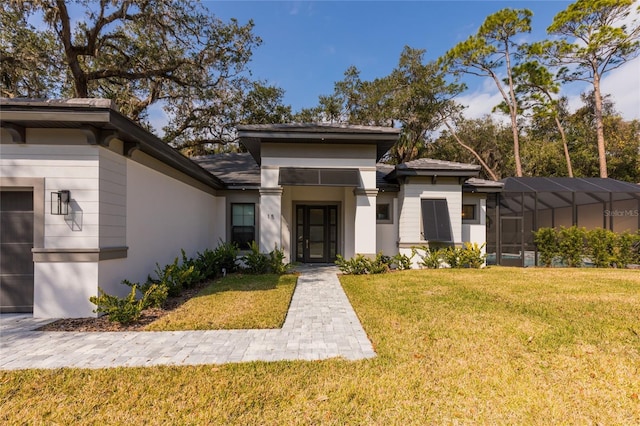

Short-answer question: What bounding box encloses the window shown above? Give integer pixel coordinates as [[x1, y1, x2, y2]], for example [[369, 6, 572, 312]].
[[231, 203, 255, 249], [376, 203, 392, 223], [421, 199, 453, 242], [462, 204, 477, 221]]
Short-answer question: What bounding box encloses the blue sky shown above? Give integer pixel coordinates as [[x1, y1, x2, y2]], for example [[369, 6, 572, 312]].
[[204, 0, 639, 121]]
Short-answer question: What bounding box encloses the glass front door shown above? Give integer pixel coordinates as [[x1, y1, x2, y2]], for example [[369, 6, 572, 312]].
[[296, 205, 338, 263]]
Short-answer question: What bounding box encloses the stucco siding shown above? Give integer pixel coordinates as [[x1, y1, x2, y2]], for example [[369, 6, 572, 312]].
[[99, 148, 127, 248], [0, 138, 101, 250], [376, 193, 398, 256], [34, 262, 98, 318], [261, 143, 377, 168], [398, 177, 462, 245]]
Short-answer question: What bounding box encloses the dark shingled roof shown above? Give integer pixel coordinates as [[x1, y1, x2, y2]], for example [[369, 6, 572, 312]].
[[191, 153, 260, 188]]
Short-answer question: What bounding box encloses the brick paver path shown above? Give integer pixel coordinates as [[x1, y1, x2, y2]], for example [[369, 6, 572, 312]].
[[0, 265, 375, 370]]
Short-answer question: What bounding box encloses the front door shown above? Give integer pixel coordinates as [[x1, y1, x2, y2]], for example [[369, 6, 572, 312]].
[[296, 205, 338, 263]]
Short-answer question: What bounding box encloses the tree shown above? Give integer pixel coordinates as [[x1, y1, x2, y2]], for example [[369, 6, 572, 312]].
[[428, 116, 515, 180], [508, 61, 574, 177], [7, 0, 271, 152], [531, 0, 640, 178], [441, 8, 533, 177], [0, 4, 62, 97]]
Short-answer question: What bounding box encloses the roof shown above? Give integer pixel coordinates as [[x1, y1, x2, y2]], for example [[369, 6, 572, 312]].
[[237, 123, 401, 164], [191, 153, 260, 188], [463, 177, 505, 193], [376, 163, 399, 192], [386, 157, 481, 180], [0, 98, 224, 190], [501, 177, 640, 193]]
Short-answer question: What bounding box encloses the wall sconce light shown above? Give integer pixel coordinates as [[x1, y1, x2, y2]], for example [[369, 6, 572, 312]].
[[51, 190, 70, 215]]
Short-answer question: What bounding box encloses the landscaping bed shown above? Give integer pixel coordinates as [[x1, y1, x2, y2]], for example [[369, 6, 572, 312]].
[[38, 282, 207, 332]]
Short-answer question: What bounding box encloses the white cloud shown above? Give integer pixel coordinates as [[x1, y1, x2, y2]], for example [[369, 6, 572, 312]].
[[600, 56, 640, 120]]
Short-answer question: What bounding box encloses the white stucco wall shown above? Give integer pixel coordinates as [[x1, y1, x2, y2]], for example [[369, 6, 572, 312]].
[[376, 193, 399, 256], [260, 142, 378, 260], [461, 194, 487, 251], [1, 130, 101, 250], [98, 156, 220, 296], [2, 128, 222, 317]]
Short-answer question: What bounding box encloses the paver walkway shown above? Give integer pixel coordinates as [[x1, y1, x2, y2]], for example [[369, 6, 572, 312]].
[[0, 265, 375, 370]]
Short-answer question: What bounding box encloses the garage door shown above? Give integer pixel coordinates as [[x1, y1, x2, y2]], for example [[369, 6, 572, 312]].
[[0, 191, 34, 313]]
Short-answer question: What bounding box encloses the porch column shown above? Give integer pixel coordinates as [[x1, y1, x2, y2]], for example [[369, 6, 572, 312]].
[[259, 187, 283, 254], [353, 188, 378, 257]]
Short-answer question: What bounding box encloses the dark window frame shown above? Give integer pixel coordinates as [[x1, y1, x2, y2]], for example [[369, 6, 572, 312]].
[[462, 203, 478, 223], [421, 198, 453, 242], [231, 203, 255, 249], [376, 203, 392, 224]]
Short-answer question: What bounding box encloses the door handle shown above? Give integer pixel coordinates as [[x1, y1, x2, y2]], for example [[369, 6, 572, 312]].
[[306, 239, 309, 249]]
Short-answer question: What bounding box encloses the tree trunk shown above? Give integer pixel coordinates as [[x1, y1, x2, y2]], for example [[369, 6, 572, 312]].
[[554, 115, 573, 177], [443, 121, 499, 181], [593, 73, 608, 178], [504, 44, 523, 177]]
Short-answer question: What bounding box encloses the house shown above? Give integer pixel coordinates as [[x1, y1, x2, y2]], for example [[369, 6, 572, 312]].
[[0, 99, 495, 318]]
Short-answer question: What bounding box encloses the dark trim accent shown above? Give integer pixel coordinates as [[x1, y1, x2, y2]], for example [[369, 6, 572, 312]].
[[32, 247, 128, 262], [279, 168, 361, 187]]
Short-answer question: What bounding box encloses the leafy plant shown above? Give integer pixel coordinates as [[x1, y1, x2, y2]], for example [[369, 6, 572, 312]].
[[558, 226, 586, 267], [413, 246, 443, 269], [243, 241, 270, 274], [391, 253, 413, 271], [335, 254, 371, 275], [441, 247, 462, 268], [123, 279, 168, 309], [586, 228, 616, 268], [459, 242, 486, 268], [615, 231, 640, 268], [268, 245, 291, 275], [533, 227, 558, 267], [90, 285, 145, 324]]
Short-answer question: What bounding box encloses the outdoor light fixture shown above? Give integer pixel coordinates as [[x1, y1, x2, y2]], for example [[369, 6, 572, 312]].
[[51, 190, 70, 215]]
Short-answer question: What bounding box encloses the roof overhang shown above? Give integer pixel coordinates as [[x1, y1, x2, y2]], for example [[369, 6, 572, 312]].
[[0, 99, 224, 190], [237, 124, 400, 164]]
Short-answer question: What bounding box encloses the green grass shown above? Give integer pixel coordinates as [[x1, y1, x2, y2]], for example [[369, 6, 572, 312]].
[[2, 268, 640, 424], [145, 273, 298, 330]]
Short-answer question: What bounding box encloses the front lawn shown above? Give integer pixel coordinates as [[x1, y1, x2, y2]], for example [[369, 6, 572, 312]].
[[1, 268, 639, 424], [145, 273, 297, 330]]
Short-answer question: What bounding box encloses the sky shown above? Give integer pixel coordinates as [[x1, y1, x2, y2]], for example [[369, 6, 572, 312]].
[[197, 0, 640, 124]]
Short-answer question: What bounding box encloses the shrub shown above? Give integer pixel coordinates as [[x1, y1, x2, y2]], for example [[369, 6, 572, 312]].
[[533, 227, 558, 267], [335, 254, 371, 275], [558, 226, 586, 267], [413, 246, 443, 269], [615, 231, 640, 268], [243, 241, 270, 274], [123, 279, 168, 309], [391, 253, 413, 271], [268, 245, 291, 275], [213, 240, 240, 274], [459, 242, 486, 268], [90, 285, 144, 324], [586, 228, 616, 268]]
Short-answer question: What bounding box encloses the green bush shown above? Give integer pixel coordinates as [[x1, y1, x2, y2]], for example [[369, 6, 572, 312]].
[[123, 279, 168, 309], [213, 240, 240, 274], [90, 285, 144, 324], [268, 245, 291, 275], [459, 242, 486, 268], [586, 228, 616, 268], [334, 253, 393, 275], [413, 246, 443, 269], [558, 226, 586, 267], [533, 227, 558, 267], [243, 241, 270, 274], [615, 231, 640, 268], [391, 253, 413, 271]]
